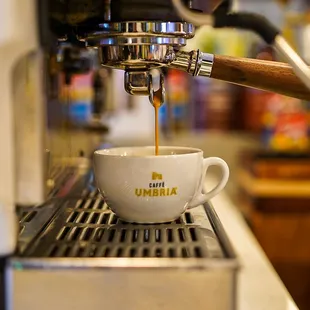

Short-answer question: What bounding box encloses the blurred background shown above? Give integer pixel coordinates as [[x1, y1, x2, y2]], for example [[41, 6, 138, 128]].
[[52, 0, 310, 308]]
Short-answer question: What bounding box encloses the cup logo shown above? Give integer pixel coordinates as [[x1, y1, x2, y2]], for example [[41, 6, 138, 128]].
[[135, 172, 178, 197], [152, 172, 162, 180]]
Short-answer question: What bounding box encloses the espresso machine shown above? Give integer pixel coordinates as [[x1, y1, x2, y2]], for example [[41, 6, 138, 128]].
[[1, 0, 310, 309]]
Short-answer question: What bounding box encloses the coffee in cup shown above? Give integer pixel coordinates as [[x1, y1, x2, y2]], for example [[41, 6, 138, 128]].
[[93, 146, 229, 223]]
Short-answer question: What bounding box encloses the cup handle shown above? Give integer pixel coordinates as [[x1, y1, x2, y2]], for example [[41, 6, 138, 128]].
[[187, 157, 229, 209]]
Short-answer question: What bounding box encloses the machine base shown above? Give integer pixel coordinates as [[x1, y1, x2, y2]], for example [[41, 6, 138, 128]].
[[8, 166, 239, 310]]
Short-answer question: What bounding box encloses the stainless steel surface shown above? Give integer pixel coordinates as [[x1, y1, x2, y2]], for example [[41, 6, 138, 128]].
[[17, 204, 58, 255], [13, 51, 47, 206], [98, 45, 175, 70], [10, 173, 238, 310], [17, 165, 78, 254], [169, 50, 214, 77], [90, 35, 187, 46], [148, 71, 165, 107], [198, 52, 215, 77], [19, 188, 224, 259], [82, 22, 195, 46], [124, 70, 166, 101], [171, 0, 214, 26], [90, 21, 194, 71], [169, 50, 198, 74], [124, 71, 150, 95], [274, 35, 310, 91], [12, 267, 235, 310]]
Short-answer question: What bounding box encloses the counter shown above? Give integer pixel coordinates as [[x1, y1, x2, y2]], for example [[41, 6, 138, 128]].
[[204, 177, 298, 310]]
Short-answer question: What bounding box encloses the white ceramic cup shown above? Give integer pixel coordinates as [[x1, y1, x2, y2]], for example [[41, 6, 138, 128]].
[[93, 146, 229, 223]]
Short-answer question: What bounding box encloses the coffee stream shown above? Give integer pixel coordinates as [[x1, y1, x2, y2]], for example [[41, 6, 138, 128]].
[[154, 95, 161, 156]]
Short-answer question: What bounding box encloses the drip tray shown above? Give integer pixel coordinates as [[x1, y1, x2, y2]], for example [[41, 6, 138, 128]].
[[10, 178, 239, 310], [21, 189, 223, 259], [17, 165, 77, 253]]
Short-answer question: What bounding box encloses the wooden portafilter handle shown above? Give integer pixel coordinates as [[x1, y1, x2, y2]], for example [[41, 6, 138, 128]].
[[210, 55, 310, 101]]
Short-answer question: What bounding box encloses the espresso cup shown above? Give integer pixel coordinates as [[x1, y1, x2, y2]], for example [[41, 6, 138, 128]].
[[93, 146, 229, 223]]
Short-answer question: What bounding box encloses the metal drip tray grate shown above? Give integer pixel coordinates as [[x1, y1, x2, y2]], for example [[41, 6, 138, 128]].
[[48, 219, 205, 258], [47, 165, 76, 197], [16, 166, 78, 253], [21, 188, 223, 259]]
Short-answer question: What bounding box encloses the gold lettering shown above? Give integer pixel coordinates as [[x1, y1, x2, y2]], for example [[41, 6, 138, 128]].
[[152, 172, 163, 180], [143, 189, 152, 197], [135, 187, 177, 197], [135, 189, 142, 197], [171, 187, 177, 195]]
